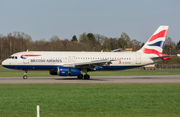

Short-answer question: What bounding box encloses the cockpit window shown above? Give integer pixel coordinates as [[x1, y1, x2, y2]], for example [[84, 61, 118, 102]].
[[8, 56, 17, 59]]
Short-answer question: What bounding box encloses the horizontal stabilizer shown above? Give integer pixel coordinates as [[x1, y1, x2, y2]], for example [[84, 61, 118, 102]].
[[151, 55, 174, 61]]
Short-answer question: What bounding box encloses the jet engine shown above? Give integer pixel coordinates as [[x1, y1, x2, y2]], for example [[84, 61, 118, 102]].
[[49, 67, 81, 76]]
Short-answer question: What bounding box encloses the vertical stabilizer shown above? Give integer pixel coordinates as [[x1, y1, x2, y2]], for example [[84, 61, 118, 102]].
[[139, 26, 169, 56]]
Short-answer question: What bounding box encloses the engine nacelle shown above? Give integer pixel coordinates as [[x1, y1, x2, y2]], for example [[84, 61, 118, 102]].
[[49, 67, 81, 76]]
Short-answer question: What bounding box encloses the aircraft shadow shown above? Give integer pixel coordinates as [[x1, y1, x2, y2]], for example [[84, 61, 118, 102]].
[[132, 77, 152, 79], [54, 78, 107, 81]]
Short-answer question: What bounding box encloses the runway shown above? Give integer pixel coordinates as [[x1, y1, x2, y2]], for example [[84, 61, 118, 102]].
[[0, 75, 180, 84]]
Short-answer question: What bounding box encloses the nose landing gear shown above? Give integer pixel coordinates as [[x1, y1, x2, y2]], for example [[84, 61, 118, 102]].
[[23, 70, 28, 79]]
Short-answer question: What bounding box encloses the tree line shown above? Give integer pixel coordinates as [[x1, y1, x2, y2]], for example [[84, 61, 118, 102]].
[[0, 31, 179, 63]]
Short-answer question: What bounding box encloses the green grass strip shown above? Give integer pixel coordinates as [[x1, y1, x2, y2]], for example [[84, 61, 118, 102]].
[[0, 70, 180, 77], [0, 84, 180, 117]]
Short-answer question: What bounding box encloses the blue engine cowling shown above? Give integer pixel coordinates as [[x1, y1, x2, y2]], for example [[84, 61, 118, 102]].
[[49, 67, 81, 76]]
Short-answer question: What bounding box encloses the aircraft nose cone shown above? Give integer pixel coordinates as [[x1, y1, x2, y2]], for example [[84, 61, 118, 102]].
[[2, 60, 7, 66]]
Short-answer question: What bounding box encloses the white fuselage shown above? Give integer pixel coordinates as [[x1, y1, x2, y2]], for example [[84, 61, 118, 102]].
[[2, 51, 157, 71]]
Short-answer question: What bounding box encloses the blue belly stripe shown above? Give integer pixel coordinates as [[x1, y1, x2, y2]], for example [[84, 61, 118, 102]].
[[3, 65, 142, 71]]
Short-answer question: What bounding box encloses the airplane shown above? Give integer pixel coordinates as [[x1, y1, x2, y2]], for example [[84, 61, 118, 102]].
[[2, 26, 171, 79]]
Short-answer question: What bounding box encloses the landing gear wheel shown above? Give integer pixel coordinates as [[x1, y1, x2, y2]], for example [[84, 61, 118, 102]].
[[23, 75, 27, 79], [77, 74, 83, 79], [23, 70, 28, 79], [84, 74, 90, 80]]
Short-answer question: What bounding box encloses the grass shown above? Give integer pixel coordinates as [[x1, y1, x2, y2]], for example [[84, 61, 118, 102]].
[[0, 70, 180, 77], [0, 84, 180, 117]]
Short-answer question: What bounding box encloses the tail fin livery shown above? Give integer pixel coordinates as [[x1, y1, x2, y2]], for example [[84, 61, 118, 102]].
[[140, 26, 169, 57]]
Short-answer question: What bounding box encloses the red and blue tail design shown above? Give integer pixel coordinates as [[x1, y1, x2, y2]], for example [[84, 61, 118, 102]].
[[140, 26, 169, 57]]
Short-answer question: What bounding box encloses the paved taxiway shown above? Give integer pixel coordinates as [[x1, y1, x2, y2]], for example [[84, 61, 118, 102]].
[[0, 75, 180, 84]]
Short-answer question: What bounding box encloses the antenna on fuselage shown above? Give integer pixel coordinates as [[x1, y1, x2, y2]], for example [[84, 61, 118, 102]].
[[26, 49, 29, 52]]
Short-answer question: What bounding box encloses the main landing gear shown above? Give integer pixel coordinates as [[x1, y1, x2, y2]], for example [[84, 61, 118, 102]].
[[23, 70, 28, 79], [77, 74, 90, 79], [84, 74, 90, 79], [77, 74, 83, 79]]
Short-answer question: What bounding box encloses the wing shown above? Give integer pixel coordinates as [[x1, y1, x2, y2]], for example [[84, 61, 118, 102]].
[[53, 59, 113, 70], [75, 59, 112, 70]]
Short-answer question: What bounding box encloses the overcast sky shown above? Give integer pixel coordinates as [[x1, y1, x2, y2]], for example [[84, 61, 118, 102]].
[[0, 0, 180, 43]]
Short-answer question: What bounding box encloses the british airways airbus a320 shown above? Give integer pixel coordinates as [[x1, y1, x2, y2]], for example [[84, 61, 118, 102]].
[[2, 26, 171, 79]]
